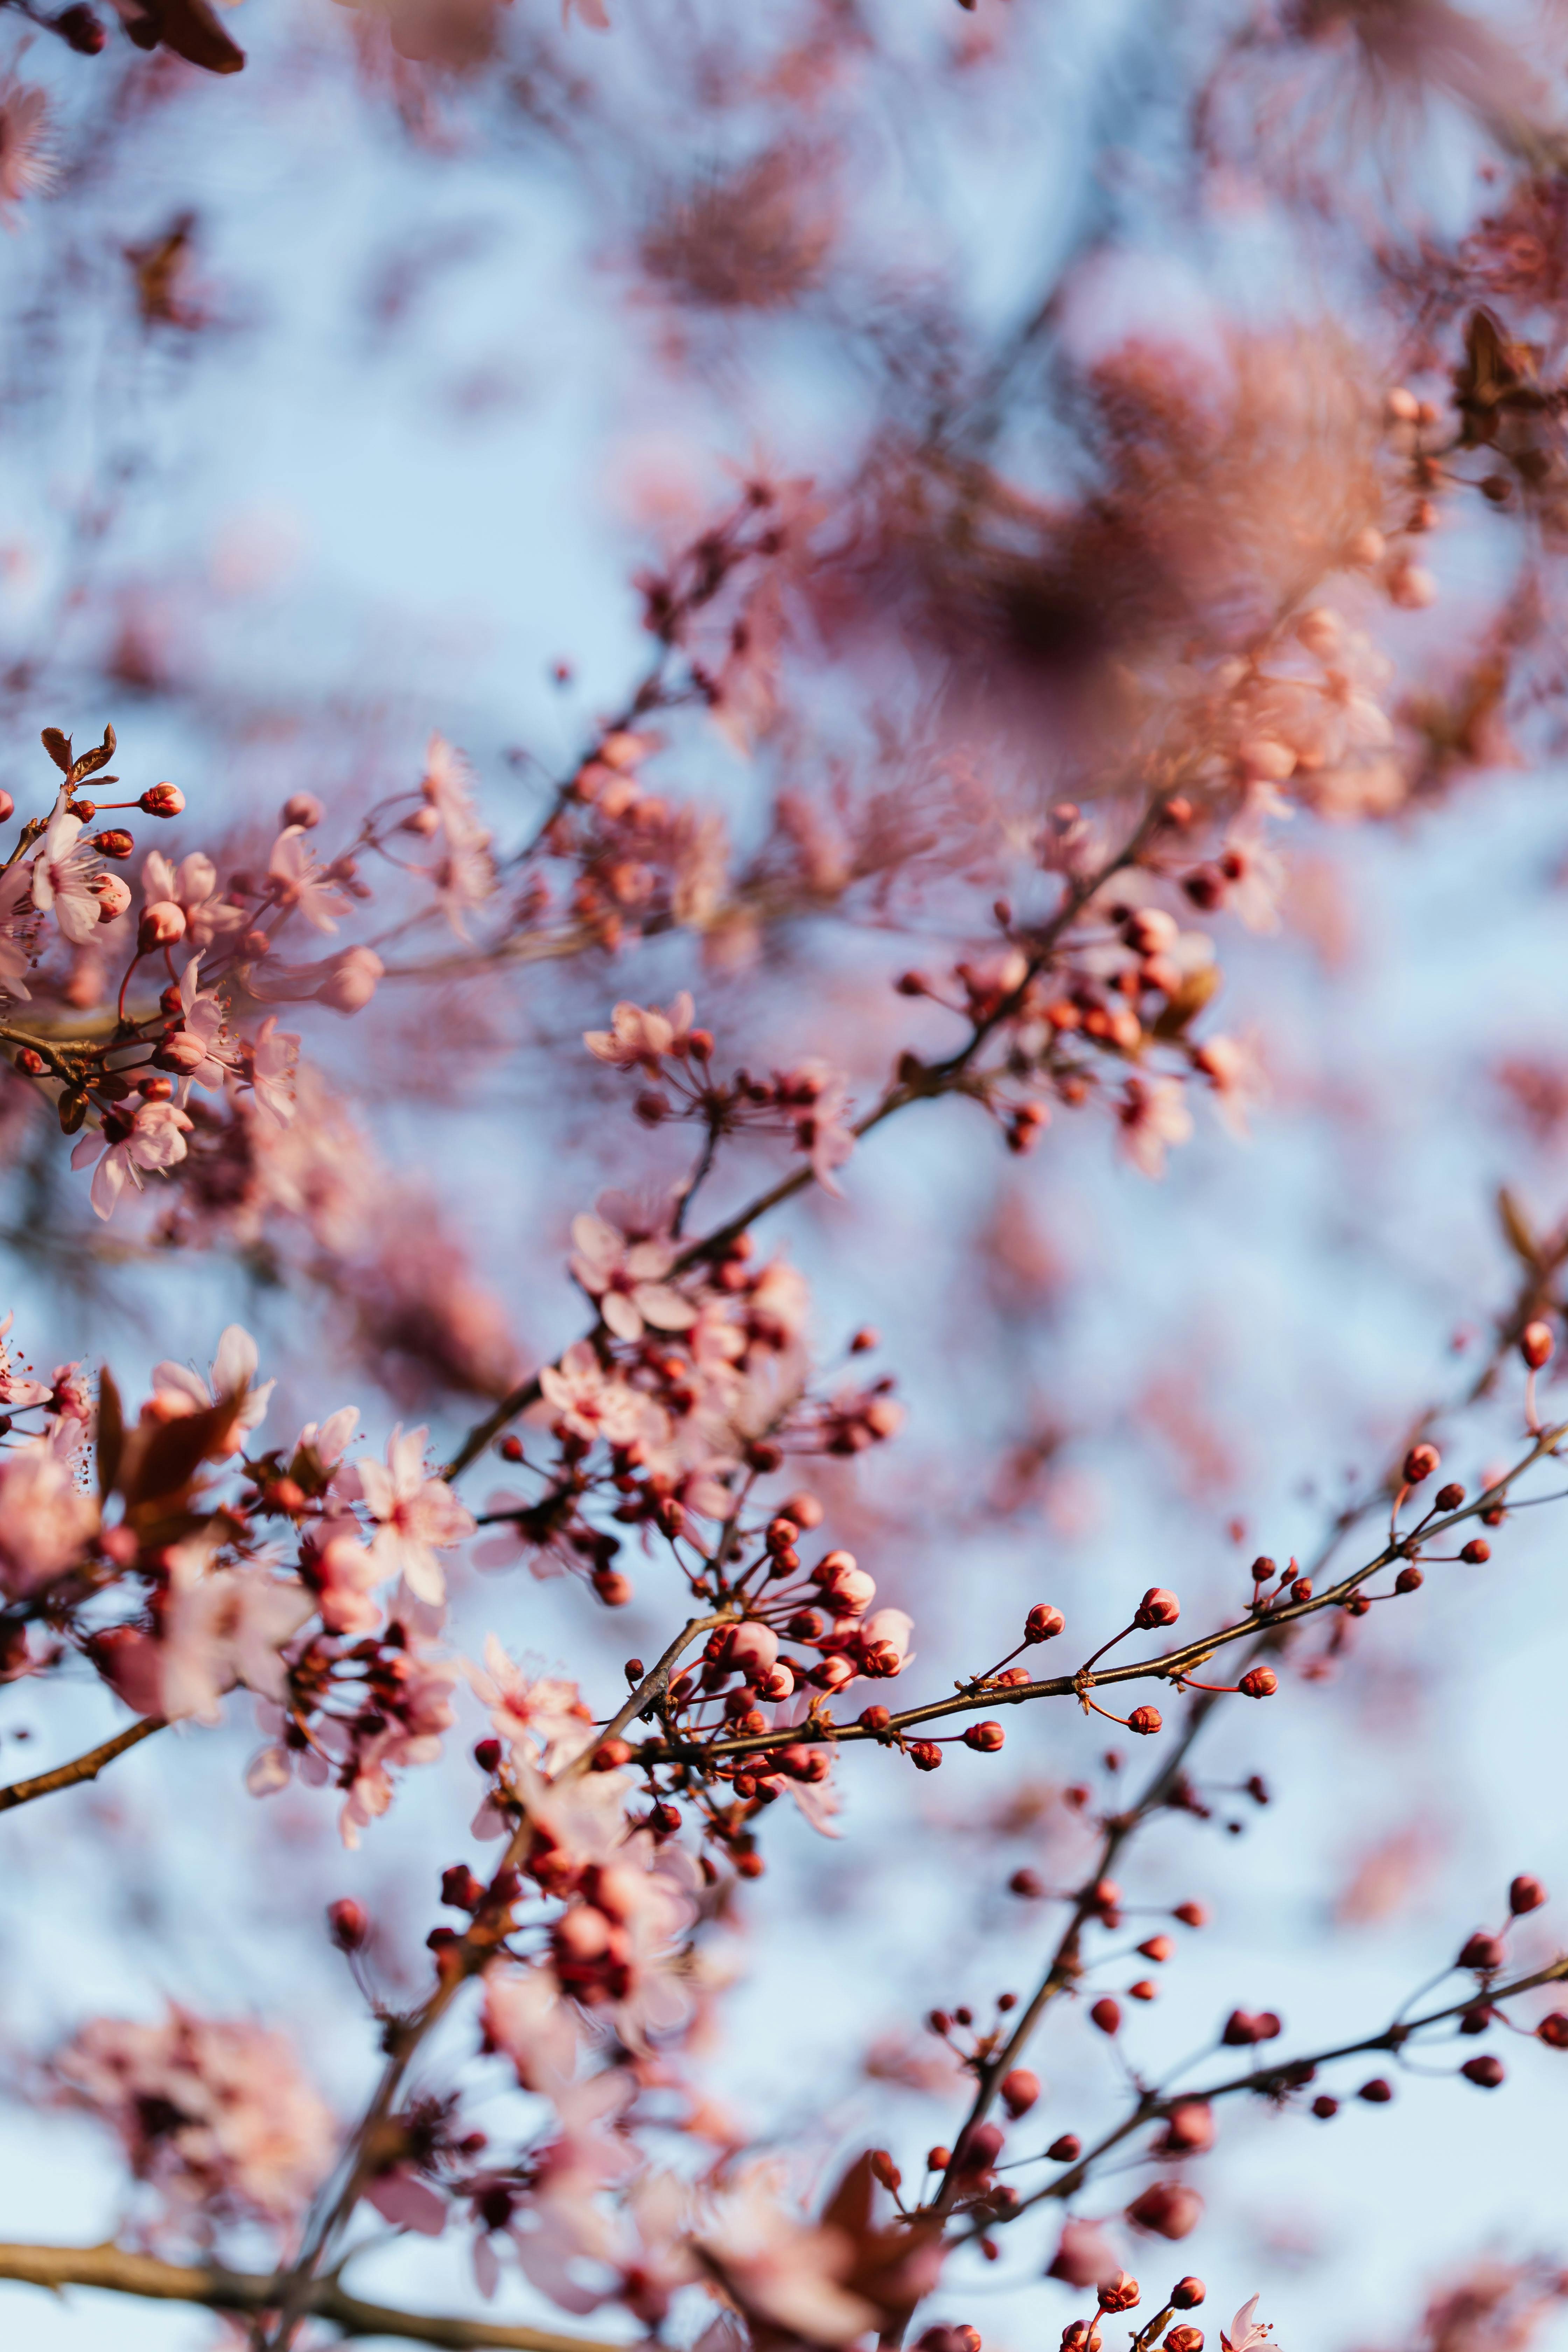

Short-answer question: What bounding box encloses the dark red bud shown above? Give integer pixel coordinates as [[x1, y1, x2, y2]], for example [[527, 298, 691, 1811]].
[[1510, 1873, 1547, 1915], [328, 1897, 368, 1951]]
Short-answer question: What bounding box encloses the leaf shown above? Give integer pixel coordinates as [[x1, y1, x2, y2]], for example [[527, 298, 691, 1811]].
[[1150, 962, 1222, 1039], [71, 727, 118, 782], [1498, 1185, 1541, 1271], [120, 1396, 239, 1511], [119, 0, 246, 72], [97, 1366, 125, 1501], [40, 728, 72, 774], [57, 1091, 88, 1135]]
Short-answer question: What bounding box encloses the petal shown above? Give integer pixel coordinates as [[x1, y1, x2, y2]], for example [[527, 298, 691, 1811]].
[[633, 1284, 697, 1331], [601, 1291, 643, 1342]]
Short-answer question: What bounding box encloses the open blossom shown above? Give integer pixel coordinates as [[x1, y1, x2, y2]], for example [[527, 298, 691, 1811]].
[[482, 1965, 580, 2093], [161, 955, 232, 1088], [569, 1205, 696, 1340], [1118, 1076, 1194, 1179], [50, 2008, 335, 2231], [1222, 2298, 1279, 2352], [778, 1059, 856, 1194], [467, 1637, 595, 1766], [0, 1310, 54, 1410], [268, 825, 350, 934], [346, 1424, 475, 1605], [584, 993, 695, 1072], [696, 2171, 877, 2347], [0, 1429, 99, 1597], [142, 849, 245, 952], [334, 1636, 459, 1846], [71, 1094, 194, 1220], [538, 1340, 664, 1447], [0, 79, 52, 225], [152, 1323, 275, 1451], [105, 1542, 315, 1725], [248, 1015, 300, 1126], [31, 801, 102, 945]]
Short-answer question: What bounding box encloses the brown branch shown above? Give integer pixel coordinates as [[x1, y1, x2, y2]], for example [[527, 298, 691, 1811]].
[[0, 2240, 618, 2350], [644, 1419, 1568, 1769], [0, 1716, 163, 1813]]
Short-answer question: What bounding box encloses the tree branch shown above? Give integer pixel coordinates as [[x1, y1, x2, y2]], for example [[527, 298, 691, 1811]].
[[0, 1717, 163, 1813], [0, 2240, 619, 2350]]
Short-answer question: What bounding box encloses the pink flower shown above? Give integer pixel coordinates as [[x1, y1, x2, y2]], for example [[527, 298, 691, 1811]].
[[334, 1637, 460, 1846], [0, 1431, 99, 1597], [31, 801, 102, 946], [569, 1206, 696, 1341], [696, 2171, 876, 2347], [482, 1964, 580, 2093], [268, 825, 350, 934], [294, 1405, 358, 1468], [71, 1095, 194, 1220], [151, 1322, 275, 1452], [247, 943, 385, 1015], [0, 80, 52, 224], [1223, 2298, 1279, 2352], [466, 1636, 594, 1766], [51, 2008, 335, 2234], [1117, 1076, 1194, 1179], [348, 1424, 476, 1606], [248, 1016, 300, 1127], [584, 993, 695, 1072], [538, 1341, 663, 1447], [161, 955, 232, 1089], [0, 1311, 53, 1411], [141, 849, 245, 953], [776, 1060, 855, 1194], [151, 1542, 315, 1725]]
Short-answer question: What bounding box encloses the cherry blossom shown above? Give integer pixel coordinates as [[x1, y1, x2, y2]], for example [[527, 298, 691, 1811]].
[[584, 993, 695, 1072], [569, 1204, 696, 1340], [1222, 2297, 1279, 2352], [267, 825, 351, 934], [537, 1340, 663, 1447], [345, 1424, 476, 1605], [141, 849, 245, 953], [30, 800, 102, 946], [1118, 1076, 1195, 1180], [150, 1322, 275, 1450], [70, 1095, 194, 1220], [0, 1429, 99, 1597]]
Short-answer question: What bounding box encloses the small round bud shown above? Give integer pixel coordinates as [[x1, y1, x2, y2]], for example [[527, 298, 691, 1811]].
[[1139, 1935, 1174, 1963], [328, 1897, 368, 1951], [282, 793, 323, 830], [1461, 1539, 1491, 1564], [1394, 1564, 1424, 1594], [138, 901, 186, 950], [964, 1721, 1005, 1753], [1535, 2013, 1568, 2048], [590, 1738, 632, 1771], [1166, 2330, 1204, 2352], [1358, 2077, 1393, 2103], [1522, 1321, 1555, 1370], [1026, 1603, 1066, 1642], [1127, 2182, 1202, 2240], [1435, 1483, 1465, 1510], [783, 1490, 824, 1528], [1046, 2133, 1081, 2162], [1250, 1555, 1276, 1582], [92, 828, 134, 859], [1403, 1443, 1440, 1485], [472, 1738, 502, 1773], [870, 2149, 902, 2192], [1129, 1979, 1157, 2002], [1239, 1666, 1278, 1700], [1090, 1996, 1122, 2035], [1461, 2054, 1505, 2088], [1128, 1705, 1162, 1736], [1459, 1930, 1506, 1972], [14, 1048, 46, 1076], [592, 1568, 634, 1606], [858, 1706, 892, 1733], [1135, 1587, 1180, 1629], [139, 783, 184, 817], [1008, 1868, 1044, 1899], [1000, 2068, 1040, 2118], [1171, 2280, 1206, 2310], [927, 2146, 951, 2172], [1311, 2094, 1339, 2119], [1098, 2273, 1140, 2314], [1510, 1873, 1547, 1915], [1172, 1900, 1208, 1928], [908, 1740, 943, 1771], [498, 1434, 524, 1463], [623, 1658, 645, 1684]]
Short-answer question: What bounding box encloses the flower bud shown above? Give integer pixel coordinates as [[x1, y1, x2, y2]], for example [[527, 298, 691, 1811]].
[[138, 900, 187, 950], [1026, 1603, 1066, 1642], [1128, 1705, 1162, 1736], [1402, 1443, 1440, 1485], [1000, 2068, 1040, 2118], [1090, 1997, 1122, 2035], [859, 1705, 892, 1733], [1098, 2273, 1140, 2313], [1009, 1868, 1044, 1898], [1167, 2331, 1204, 2352], [1461, 1538, 1491, 1564], [319, 945, 384, 1015], [1173, 1900, 1208, 1927], [1171, 2280, 1205, 2310], [1311, 2094, 1338, 2118], [908, 1740, 943, 1770], [1522, 1321, 1555, 1370], [1358, 2077, 1393, 2103], [328, 1897, 368, 1951], [1461, 2054, 1505, 2088], [14, 1048, 46, 1076], [1139, 1935, 1174, 1963], [1135, 1587, 1180, 1629], [1239, 1666, 1278, 1699], [92, 828, 134, 859], [964, 1720, 1005, 1752], [473, 1738, 502, 1773], [282, 792, 323, 829], [139, 783, 184, 817], [1435, 1483, 1464, 1510], [1459, 1931, 1506, 1972], [1126, 2183, 1202, 2241], [1394, 1564, 1423, 1594], [590, 1738, 632, 1771], [1160, 2102, 1214, 2153], [1046, 2132, 1080, 2161], [1536, 2014, 1568, 2048], [592, 1568, 633, 1606], [1510, 1874, 1547, 1915]]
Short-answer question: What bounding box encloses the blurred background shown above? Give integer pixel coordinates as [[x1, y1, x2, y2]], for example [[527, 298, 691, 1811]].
[[4, 0, 1568, 2346]]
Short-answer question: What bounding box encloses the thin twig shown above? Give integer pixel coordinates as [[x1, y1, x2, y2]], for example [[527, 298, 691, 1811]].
[[0, 1716, 163, 1813]]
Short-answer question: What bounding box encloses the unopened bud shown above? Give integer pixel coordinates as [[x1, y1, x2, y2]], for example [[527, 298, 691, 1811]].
[[472, 1738, 502, 1773], [1462, 1538, 1492, 1562], [92, 828, 134, 859], [1047, 2133, 1080, 2161], [282, 792, 323, 829], [1459, 1930, 1506, 1972], [1090, 1996, 1122, 2035], [1402, 1442, 1440, 1485], [1510, 1873, 1547, 1915], [1461, 2054, 1505, 2088], [1026, 1603, 1066, 1641], [138, 901, 186, 950], [1536, 2013, 1568, 2048], [1171, 2280, 1205, 2310], [139, 783, 184, 817], [964, 1720, 1005, 1752], [1000, 2068, 1040, 2118], [1522, 1320, 1555, 1370], [328, 1897, 368, 1951], [1239, 1666, 1278, 1699], [1128, 1705, 1162, 1736], [1135, 1587, 1180, 1629], [1394, 1564, 1423, 1594], [1358, 2077, 1393, 2103]]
